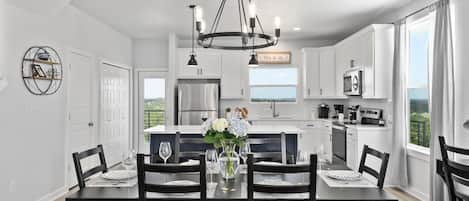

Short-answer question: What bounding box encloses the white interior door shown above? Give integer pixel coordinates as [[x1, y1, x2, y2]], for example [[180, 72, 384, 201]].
[[66, 51, 96, 187], [137, 71, 167, 154], [100, 63, 131, 166]]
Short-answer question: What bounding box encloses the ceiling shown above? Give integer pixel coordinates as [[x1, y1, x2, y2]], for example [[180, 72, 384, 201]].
[[71, 0, 421, 40]]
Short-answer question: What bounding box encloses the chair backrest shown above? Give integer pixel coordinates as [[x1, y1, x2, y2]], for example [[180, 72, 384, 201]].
[[247, 154, 317, 201], [357, 145, 390, 189], [175, 133, 208, 163], [438, 136, 469, 201], [72, 145, 108, 189], [247, 136, 283, 163], [137, 153, 206, 201]]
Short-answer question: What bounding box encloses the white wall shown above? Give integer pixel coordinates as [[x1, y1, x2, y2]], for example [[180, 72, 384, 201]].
[[132, 38, 168, 69], [452, 0, 469, 151], [0, 1, 132, 201]]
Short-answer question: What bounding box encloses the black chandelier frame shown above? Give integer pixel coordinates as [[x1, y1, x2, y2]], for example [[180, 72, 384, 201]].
[[195, 0, 280, 50]]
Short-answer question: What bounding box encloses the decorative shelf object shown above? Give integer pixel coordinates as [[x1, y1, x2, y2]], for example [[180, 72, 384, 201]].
[[21, 46, 63, 95]]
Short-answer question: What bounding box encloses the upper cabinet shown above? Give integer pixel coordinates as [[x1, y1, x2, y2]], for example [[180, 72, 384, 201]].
[[334, 24, 394, 99], [177, 48, 245, 100], [177, 48, 222, 78], [303, 47, 345, 99], [220, 52, 246, 99]]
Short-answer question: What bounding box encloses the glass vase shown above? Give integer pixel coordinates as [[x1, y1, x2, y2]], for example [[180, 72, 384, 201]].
[[218, 143, 240, 180]]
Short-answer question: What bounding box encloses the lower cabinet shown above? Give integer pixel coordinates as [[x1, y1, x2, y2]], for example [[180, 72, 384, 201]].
[[346, 128, 358, 170], [345, 127, 392, 177], [299, 121, 333, 163]]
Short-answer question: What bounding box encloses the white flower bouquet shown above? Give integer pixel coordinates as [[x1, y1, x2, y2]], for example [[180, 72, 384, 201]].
[[201, 118, 250, 148], [201, 118, 250, 179]]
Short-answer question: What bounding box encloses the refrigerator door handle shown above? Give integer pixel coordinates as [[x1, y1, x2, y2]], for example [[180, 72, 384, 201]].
[[178, 89, 183, 125]]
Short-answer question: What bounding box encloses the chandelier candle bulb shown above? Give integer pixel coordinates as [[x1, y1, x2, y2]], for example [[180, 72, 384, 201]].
[[200, 20, 206, 33], [195, 6, 203, 22], [248, 1, 256, 18], [275, 16, 281, 29]]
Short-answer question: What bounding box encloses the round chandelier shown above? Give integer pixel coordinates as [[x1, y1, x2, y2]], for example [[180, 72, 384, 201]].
[[193, 0, 281, 51]]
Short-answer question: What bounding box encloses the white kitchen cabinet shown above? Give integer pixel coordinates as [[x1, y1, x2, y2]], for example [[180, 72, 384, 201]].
[[346, 127, 358, 170], [345, 126, 392, 181], [302, 49, 320, 98], [298, 121, 333, 163], [319, 48, 336, 96], [220, 53, 245, 99], [321, 121, 333, 162], [302, 48, 344, 99], [335, 40, 354, 97], [334, 24, 394, 99], [177, 48, 222, 78]]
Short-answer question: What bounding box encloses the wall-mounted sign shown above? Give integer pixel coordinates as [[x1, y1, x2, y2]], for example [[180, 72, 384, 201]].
[[257, 51, 291, 64]]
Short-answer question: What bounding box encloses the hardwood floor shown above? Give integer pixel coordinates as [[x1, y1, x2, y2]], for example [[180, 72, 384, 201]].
[[55, 187, 421, 201], [384, 187, 422, 201]]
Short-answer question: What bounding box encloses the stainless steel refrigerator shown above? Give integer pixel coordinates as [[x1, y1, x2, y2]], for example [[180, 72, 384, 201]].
[[177, 80, 219, 125]]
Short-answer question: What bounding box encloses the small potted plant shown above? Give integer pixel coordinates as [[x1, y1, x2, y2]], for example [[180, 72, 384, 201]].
[[202, 118, 249, 180]]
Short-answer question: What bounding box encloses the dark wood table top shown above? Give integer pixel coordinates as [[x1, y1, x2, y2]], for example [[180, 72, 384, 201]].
[[66, 163, 398, 201]]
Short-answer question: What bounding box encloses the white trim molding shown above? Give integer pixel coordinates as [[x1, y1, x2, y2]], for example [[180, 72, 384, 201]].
[[36, 186, 67, 201]]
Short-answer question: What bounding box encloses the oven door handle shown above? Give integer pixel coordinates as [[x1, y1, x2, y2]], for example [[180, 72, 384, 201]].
[[332, 125, 346, 131]]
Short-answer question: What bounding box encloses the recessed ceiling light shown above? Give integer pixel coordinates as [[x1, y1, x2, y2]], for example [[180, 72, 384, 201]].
[[293, 27, 301, 31]]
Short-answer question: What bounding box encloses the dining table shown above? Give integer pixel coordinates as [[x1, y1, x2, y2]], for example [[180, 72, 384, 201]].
[[66, 162, 398, 201]]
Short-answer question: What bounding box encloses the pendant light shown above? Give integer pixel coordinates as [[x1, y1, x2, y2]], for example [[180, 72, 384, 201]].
[[187, 5, 198, 67], [248, 53, 259, 67]]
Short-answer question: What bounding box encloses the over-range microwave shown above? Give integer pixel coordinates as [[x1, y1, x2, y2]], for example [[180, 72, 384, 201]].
[[343, 69, 362, 96]]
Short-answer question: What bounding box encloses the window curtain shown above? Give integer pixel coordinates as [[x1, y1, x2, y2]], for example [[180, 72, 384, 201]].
[[429, 0, 455, 200], [389, 20, 409, 188]]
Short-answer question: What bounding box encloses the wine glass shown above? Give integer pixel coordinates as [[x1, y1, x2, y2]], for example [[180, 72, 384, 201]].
[[200, 112, 209, 122], [159, 142, 172, 164], [296, 150, 309, 165], [316, 145, 327, 171], [205, 149, 218, 186], [122, 149, 137, 170], [239, 143, 251, 164]]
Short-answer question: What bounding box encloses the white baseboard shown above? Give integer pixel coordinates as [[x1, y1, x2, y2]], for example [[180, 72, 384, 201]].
[[36, 186, 67, 201], [400, 186, 429, 201]]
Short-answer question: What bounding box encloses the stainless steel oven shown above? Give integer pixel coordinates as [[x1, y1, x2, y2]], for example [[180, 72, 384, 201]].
[[343, 69, 362, 96]]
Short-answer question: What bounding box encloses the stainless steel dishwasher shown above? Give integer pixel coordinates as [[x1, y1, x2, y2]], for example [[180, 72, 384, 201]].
[[332, 123, 347, 162]]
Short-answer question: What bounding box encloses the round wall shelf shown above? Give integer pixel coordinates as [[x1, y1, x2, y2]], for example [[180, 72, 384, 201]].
[[21, 46, 63, 95]]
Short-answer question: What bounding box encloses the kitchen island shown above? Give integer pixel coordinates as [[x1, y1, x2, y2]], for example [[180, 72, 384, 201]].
[[144, 125, 302, 164]]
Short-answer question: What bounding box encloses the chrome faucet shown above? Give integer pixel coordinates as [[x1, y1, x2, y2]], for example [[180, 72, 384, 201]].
[[270, 101, 280, 118]]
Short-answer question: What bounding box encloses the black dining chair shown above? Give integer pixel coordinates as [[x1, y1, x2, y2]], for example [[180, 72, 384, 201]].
[[247, 153, 317, 201], [438, 136, 469, 201], [357, 145, 390, 189], [72, 144, 108, 189], [137, 153, 206, 201]]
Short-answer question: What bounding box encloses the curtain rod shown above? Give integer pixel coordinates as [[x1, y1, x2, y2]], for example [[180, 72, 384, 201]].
[[395, 0, 440, 23]]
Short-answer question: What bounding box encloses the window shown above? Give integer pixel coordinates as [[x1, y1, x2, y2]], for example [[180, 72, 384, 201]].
[[249, 67, 297, 102], [407, 15, 434, 148], [143, 78, 166, 129]]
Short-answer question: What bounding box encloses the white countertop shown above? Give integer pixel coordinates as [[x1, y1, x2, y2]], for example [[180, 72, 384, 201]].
[[249, 117, 390, 131], [144, 125, 303, 135]]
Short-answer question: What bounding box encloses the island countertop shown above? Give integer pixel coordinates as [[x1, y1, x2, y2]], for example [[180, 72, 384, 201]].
[[144, 125, 303, 135]]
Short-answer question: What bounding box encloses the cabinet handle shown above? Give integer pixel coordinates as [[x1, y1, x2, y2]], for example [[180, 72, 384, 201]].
[[200, 69, 203, 75], [306, 124, 315, 127], [308, 88, 311, 95], [320, 89, 323, 95], [241, 89, 244, 96]]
